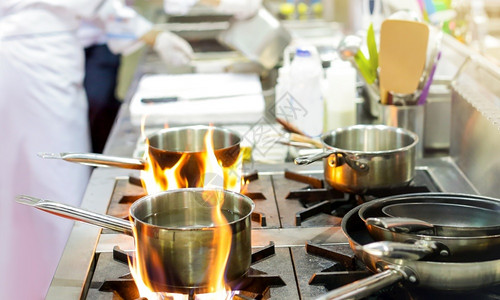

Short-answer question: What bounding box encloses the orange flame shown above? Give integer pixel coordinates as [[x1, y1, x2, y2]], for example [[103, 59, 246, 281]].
[[199, 129, 231, 293], [141, 139, 190, 194], [128, 194, 234, 298], [130, 128, 236, 298], [139, 126, 242, 194], [240, 178, 250, 195]]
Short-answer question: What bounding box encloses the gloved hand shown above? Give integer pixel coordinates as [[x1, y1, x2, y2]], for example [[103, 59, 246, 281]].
[[153, 31, 194, 66], [216, 0, 262, 20], [163, 0, 198, 15]]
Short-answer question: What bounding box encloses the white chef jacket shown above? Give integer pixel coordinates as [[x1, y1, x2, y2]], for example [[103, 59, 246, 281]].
[[0, 1, 152, 299]]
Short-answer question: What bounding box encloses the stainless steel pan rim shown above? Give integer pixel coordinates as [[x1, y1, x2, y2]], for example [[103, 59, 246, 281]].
[[357, 192, 500, 261], [359, 192, 500, 237], [147, 125, 242, 153], [315, 204, 500, 300], [321, 124, 419, 155], [130, 188, 255, 231], [382, 202, 500, 229]]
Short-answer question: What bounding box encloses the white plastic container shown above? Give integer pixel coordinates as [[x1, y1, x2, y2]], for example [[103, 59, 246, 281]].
[[323, 59, 357, 131], [274, 65, 290, 116], [275, 47, 324, 137]]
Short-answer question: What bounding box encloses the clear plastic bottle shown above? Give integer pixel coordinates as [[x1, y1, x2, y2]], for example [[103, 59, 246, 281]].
[[276, 48, 324, 137], [323, 59, 357, 131]]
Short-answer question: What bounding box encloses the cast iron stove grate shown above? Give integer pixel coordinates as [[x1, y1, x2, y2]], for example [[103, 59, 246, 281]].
[[97, 243, 285, 300], [283, 169, 438, 226], [305, 242, 500, 300]]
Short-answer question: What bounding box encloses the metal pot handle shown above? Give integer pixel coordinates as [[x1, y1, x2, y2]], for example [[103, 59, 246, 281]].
[[294, 151, 369, 173], [315, 268, 406, 300], [38, 152, 146, 170], [16, 195, 133, 235], [294, 150, 332, 165], [366, 217, 434, 233], [358, 240, 439, 260]]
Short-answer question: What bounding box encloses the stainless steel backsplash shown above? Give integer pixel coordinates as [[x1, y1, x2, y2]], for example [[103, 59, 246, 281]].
[[450, 55, 500, 198]]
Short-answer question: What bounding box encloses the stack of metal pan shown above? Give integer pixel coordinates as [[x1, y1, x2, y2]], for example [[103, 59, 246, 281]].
[[316, 192, 500, 300]]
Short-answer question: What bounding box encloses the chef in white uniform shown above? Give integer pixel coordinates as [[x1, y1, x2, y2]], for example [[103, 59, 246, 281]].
[[165, 0, 262, 19], [0, 1, 193, 299]]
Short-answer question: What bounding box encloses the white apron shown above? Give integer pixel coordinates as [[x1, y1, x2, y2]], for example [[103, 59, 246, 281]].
[[0, 19, 91, 300], [0, 2, 151, 299]]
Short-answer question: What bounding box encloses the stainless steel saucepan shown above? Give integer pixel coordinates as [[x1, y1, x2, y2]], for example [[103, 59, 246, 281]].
[[39, 125, 242, 189], [316, 204, 500, 300], [358, 193, 500, 261], [17, 188, 254, 294], [294, 125, 418, 193]]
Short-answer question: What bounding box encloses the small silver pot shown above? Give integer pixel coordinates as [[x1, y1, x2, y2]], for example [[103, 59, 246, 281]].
[[39, 125, 242, 190], [17, 188, 254, 293], [295, 125, 418, 193]]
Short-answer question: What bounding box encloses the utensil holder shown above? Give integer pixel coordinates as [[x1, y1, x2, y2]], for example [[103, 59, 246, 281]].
[[378, 102, 424, 158]]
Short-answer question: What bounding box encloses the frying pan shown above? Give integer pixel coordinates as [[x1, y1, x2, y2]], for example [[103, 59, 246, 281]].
[[358, 193, 500, 261], [315, 204, 500, 300], [39, 125, 242, 189], [16, 188, 254, 294]]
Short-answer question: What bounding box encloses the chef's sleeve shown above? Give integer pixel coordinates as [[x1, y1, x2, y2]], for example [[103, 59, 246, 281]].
[[214, 0, 263, 19], [94, 0, 153, 55]]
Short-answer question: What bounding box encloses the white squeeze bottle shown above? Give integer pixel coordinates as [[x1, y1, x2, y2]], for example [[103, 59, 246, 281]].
[[275, 64, 290, 117], [285, 47, 324, 137], [323, 59, 357, 131]]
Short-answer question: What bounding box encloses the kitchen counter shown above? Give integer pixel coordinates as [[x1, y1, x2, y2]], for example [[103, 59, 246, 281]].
[[45, 20, 500, 299]]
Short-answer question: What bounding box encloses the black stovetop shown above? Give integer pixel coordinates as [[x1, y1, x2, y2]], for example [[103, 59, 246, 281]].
[[83, 169, 500, 300]]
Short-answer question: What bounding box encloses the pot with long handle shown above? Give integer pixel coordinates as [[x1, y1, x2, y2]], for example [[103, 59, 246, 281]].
[[315, 204, 500, 300], [357, 193, 500, 261], [39, 125, 242, 190], [16, 188, 254, 294], [294, 125, 418, 193]]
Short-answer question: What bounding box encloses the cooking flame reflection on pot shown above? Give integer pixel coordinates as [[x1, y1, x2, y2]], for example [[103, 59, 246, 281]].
[[130, 127, 239, 297], [139, 125, 243, 193], [128, 190, 235, 298]]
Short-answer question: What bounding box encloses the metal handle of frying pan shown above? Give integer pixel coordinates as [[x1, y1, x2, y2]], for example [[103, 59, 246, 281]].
[[315, 267, 407, 300], [16, 195, 133, 235], [359, 240, 443, 260], [294, 150, 370, 173], [367, 217, 435, 233], [38, 152, 146, 170]]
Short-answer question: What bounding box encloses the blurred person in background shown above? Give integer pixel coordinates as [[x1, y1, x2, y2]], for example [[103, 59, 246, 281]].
[[79, 0, 263, 154], [0, 1, 193, 298], [164, 0, 262, 19], [78, 20, 122, 154], [0, 0, 262, 298], [78, 16, 197, 154]]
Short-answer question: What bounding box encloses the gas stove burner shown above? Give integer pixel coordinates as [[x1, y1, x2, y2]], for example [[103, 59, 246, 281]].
[[241, 171, 268, 227], [283, 169, 441, 225], [243, 171, 259, 183], [284, 170, 355, 225], [98, 243, 285, 300], [306, 242, 371, 291]]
